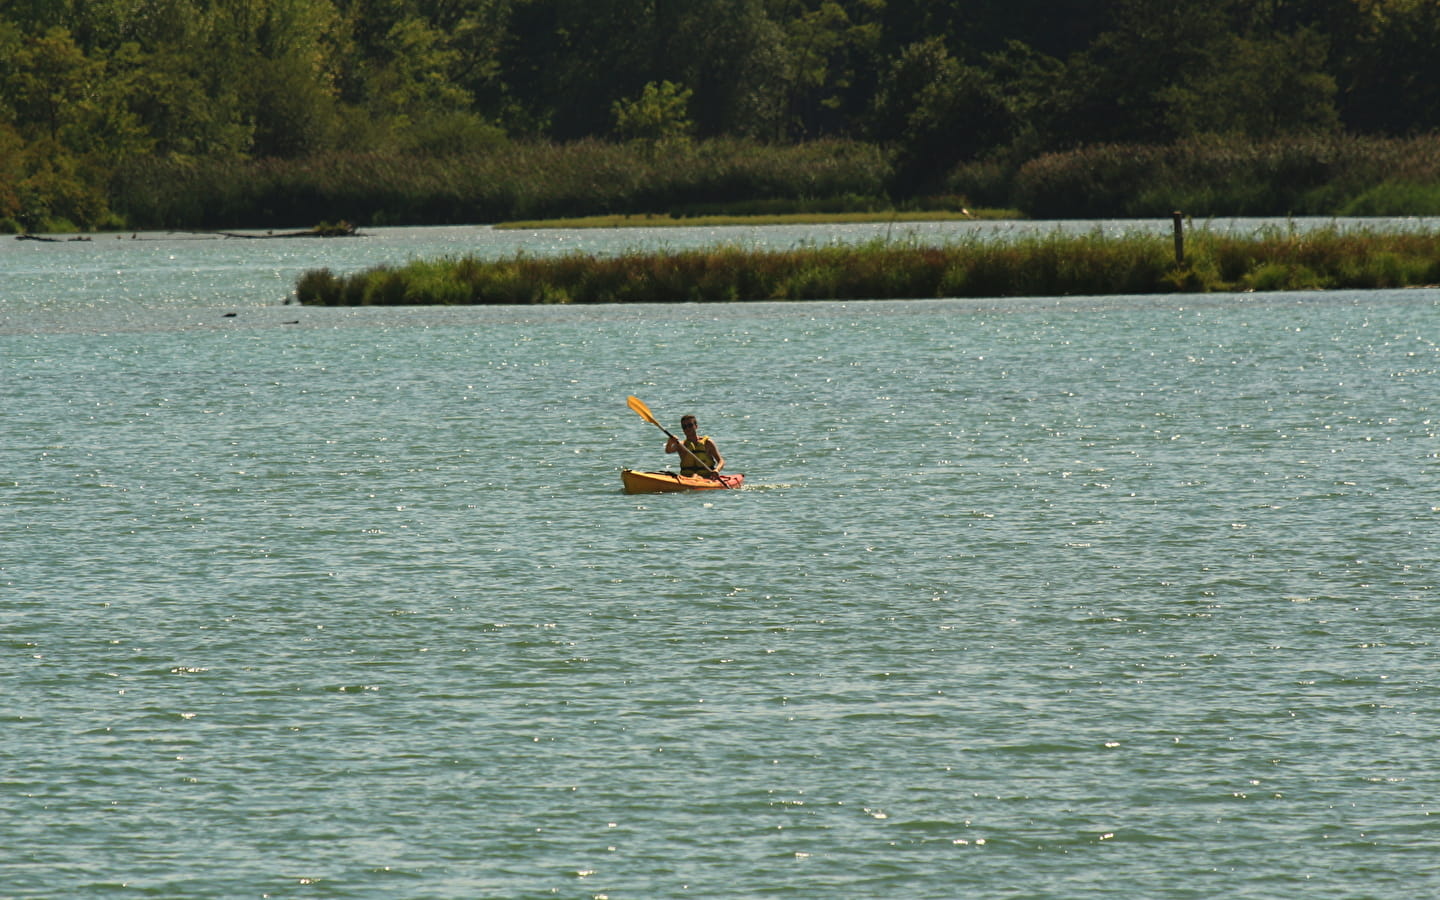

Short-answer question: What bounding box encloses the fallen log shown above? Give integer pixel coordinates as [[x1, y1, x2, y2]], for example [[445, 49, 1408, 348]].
[[219, 221, 360, 239]]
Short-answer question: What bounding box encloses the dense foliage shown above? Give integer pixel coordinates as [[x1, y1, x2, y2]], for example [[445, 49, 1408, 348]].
[[3, 0, 1440, 229]]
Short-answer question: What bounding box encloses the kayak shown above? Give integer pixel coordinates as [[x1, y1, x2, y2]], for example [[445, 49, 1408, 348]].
[[621, 469, 745, 494]]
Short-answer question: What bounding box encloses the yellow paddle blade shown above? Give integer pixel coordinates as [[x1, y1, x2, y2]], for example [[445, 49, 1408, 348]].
[[627, 395, 660, 427]]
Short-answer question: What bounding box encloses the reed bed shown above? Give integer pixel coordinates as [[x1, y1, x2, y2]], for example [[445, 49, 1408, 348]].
[[1012, 134, 1440, 218], [111, 139, 889, 229], [294, 226, 1440, 305]]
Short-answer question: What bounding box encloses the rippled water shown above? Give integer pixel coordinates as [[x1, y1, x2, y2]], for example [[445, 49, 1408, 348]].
[[3, 225, 1438, 898]]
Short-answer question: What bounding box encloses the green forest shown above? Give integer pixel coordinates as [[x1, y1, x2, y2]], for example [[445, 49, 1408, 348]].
[[4, 0, 1440, 231]]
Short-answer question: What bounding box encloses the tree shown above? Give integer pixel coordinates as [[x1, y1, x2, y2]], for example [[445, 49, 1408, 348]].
[[774, 0, 880, 138], [366, 16, 473, 117], [0, 121, 26, 225], [668, 0, 790, 138], [500, 0, 659, 139], [868, 37, 1013, 193], [1161, 27, 1339, 139], [1341, 0, 1440, 134], [612, 79, 694, 144], [1032, 0, 1237, 149], [1, 25, 99, 143], [230, 0, 348, 157]]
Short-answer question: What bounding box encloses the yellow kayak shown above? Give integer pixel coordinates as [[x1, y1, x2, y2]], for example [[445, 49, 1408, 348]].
[[621, 469, 744, 494]]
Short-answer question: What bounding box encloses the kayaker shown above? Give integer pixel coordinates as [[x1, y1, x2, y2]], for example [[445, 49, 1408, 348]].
[[665, 414, 725, 478]]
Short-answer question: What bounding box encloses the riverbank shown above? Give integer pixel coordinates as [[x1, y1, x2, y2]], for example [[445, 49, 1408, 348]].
[[294, 226, 1440, 306]]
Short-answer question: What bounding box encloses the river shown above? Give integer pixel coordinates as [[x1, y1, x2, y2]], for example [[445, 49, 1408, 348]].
[[3, 221, 1437, 898]]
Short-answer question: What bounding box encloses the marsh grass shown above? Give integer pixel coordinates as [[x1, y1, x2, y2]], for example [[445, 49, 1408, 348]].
[[295, 226, 1440, 305]]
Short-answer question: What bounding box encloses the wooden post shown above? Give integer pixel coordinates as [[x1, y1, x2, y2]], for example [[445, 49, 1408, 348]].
[[1172, 211, 1185, 265]]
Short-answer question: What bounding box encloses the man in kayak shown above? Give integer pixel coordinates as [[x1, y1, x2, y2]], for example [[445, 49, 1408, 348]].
[[666, 414, 725, 479]]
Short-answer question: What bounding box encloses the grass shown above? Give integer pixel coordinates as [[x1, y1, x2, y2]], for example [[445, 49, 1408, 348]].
[[294, 225, 1440, 306]]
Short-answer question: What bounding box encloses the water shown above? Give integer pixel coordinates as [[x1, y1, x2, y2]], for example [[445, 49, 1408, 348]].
[[3, 223, 1438, 898]]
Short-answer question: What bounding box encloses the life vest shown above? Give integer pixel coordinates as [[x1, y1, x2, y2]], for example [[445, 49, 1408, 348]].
[[680, 436, 717, 474]]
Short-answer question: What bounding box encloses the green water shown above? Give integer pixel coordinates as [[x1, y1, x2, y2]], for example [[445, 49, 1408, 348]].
[[3, 226, 1438, 898]]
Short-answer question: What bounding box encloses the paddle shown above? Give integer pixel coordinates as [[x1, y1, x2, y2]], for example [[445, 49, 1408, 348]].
[[627, 395, 731, 487]]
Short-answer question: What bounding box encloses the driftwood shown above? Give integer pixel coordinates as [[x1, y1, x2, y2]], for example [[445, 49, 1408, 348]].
[[16, 223, 358, 242], [219, 221, 360, 239], [16, 233, 92, 242]]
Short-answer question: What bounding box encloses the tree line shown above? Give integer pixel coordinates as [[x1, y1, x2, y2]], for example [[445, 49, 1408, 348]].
[[3, 0, 1439, 230]]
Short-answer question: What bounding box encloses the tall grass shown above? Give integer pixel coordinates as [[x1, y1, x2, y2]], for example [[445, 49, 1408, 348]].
[[1011, 133, 1440, 218], [112, 132, 1440, 229], [294, 226, 1440, 306], [111, 139, 889, 229]]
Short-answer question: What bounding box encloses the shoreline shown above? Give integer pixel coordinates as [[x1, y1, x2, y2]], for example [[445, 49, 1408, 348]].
[[492, 209, 1018, 229]]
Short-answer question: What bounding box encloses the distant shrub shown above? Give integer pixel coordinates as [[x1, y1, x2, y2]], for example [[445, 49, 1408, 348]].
[[1340, 182, 1440, 216], [294, 268, 341, 305]]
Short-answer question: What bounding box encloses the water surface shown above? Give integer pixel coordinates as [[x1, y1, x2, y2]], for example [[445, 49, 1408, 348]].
[[3, 224, 1437, 898]]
